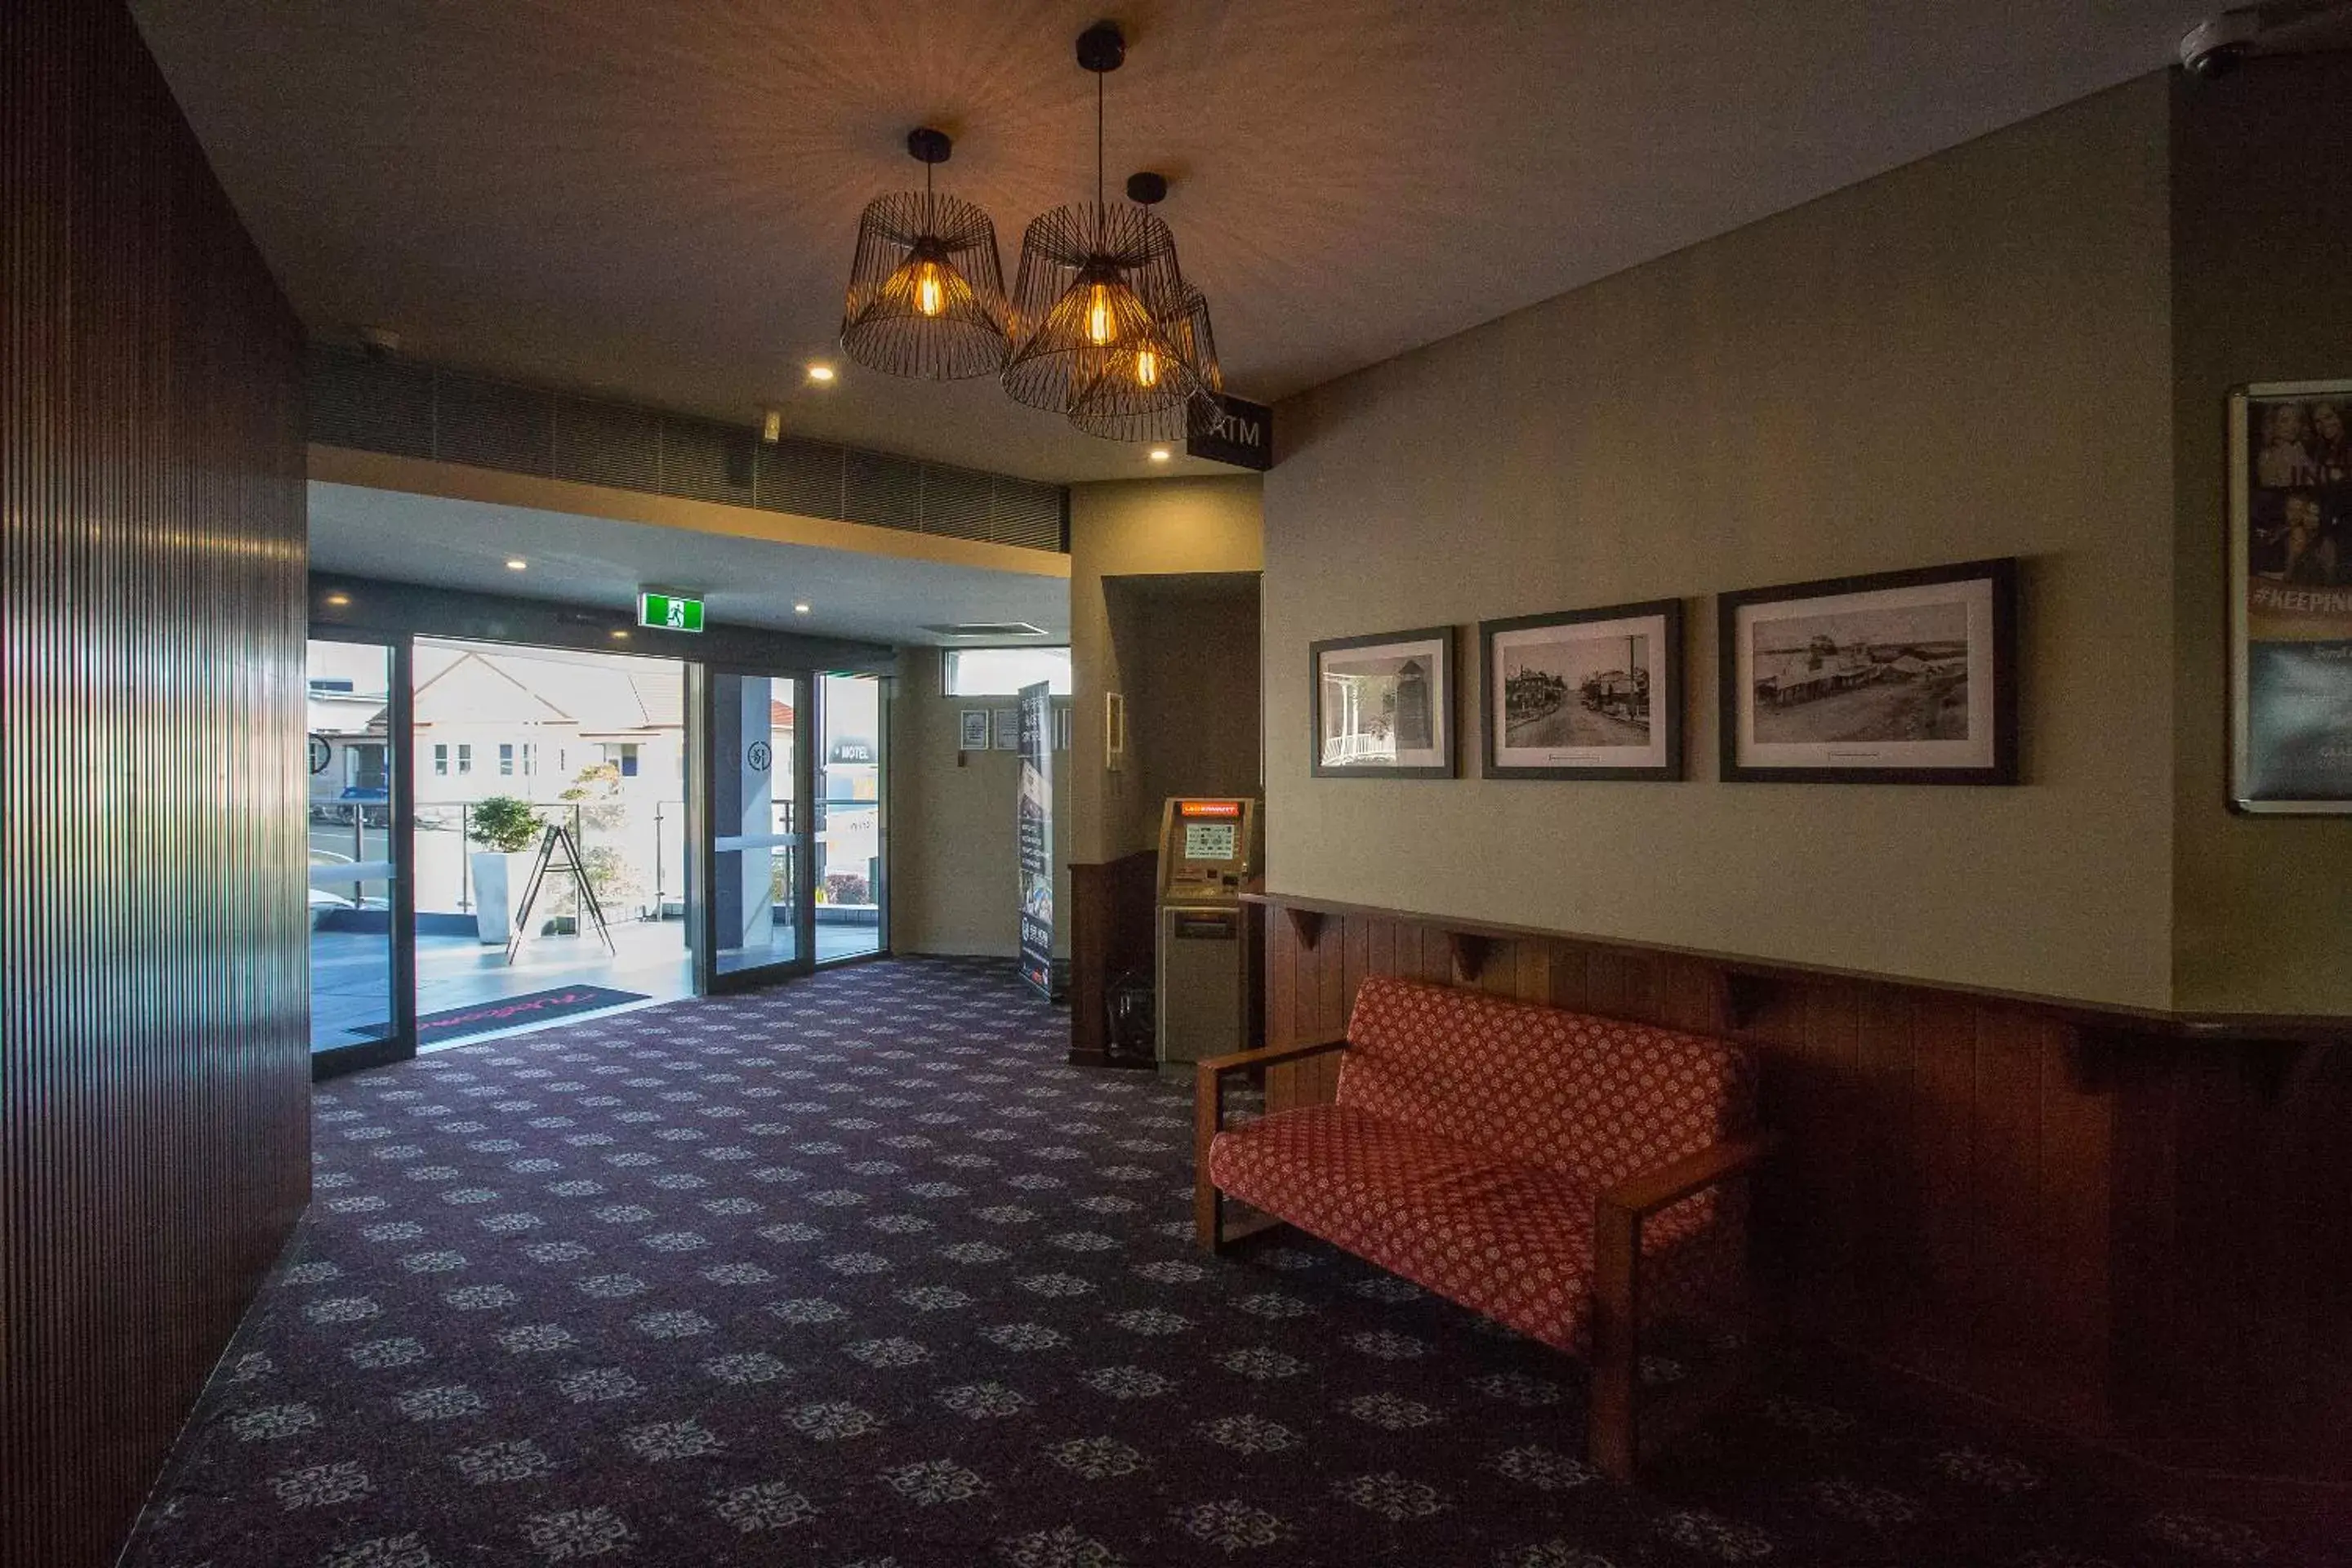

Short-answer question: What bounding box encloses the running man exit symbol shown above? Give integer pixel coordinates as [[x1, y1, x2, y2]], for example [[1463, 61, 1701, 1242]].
[[635, 591, 706, 632]]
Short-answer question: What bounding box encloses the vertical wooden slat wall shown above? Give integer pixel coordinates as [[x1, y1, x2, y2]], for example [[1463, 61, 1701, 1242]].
[[1258, 905, 2352, 1482], [2, 3, 312, 1565]]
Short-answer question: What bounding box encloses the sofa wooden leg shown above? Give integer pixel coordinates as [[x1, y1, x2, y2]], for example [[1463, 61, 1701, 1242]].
[[1588, 1205, 1641, 1483], [1195, 1183, 1225, 1254]]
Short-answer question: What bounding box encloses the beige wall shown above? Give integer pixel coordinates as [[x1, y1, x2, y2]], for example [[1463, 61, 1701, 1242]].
[[1264, 79, 2179, 1009], [1109, 577, 1263, 853], [886, 648, 1071, 958], [1068, 477, 1264, 866], [2168, 58, 2352, 1015]]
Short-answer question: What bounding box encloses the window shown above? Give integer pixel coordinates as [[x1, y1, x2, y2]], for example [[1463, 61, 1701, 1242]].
[[349, 743, 388, 794], [434, 743, 448, 777], [457, 744, 472, 776], [619, 743, 640, 778], [942, 646, 1071, 697], [498, 742, 515, 777], [520, 742, 536, 777]]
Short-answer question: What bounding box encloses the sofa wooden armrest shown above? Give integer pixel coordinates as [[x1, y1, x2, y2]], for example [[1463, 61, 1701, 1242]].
[[1195, 1036, 1351, 1083], [1597, 1131, 1779, 1221], [1194, 1036, 1348, 1251], [1588, 1130, 1780, 1482]]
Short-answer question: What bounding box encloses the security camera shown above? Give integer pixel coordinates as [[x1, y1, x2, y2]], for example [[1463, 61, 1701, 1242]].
[[355, 324, 402, 361], [2181, 10, 2262, 75], [2179, 1, 2349, 78]]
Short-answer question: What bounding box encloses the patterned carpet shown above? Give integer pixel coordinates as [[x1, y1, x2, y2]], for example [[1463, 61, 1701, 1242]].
[[126, 958, 2319, 1568]]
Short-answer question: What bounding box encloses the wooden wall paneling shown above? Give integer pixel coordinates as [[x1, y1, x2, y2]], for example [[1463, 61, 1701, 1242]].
[[1586, 947, 1630, 1018], [2108, 1040, 2181, 1438], [1262, 899, 1302, 1111], [1797, 985, 1864, 1323], [1967, 1008, 2048, 1407], [1907, 994, 1980, 1381], [1660, 957, 1725, 1035], [1545, 942, 1590, 1013], [1851, 986, 1923, 1349], [1240, 893, 2351, 1483], [2036, 1017, 2114, 1419], [2, 3, 312, 1561]]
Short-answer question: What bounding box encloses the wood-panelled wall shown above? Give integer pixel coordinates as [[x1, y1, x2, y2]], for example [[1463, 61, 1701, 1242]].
[[1258, 902, 2352, 1483], [3, 4, 313, 1564], [1067, 852, 1157, 1063]]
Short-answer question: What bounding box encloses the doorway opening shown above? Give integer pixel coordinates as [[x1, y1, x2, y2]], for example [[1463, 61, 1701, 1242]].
[[407, 636, 691, 1046]]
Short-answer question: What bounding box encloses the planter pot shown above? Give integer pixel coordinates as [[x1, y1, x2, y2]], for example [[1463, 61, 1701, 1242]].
[[470, 849, 541, 944]]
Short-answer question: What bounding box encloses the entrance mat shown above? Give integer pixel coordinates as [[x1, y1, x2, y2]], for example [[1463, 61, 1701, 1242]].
[[416, 985, 649, 1046]]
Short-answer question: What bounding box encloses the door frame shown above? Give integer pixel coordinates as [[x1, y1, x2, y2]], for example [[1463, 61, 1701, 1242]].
[[697, 662, 817, 995], [813, 670, 894, 969], [308, 628, 417, 1082]]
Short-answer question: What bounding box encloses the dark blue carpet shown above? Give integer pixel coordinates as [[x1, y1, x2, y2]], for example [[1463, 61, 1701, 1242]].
[[125, 958, 2318, 1568]]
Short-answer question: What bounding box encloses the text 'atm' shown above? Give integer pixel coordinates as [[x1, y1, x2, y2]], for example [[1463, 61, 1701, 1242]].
[[1154, 796, 1259, 1071]]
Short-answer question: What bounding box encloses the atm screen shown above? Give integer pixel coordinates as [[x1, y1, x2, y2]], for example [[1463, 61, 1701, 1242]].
[[1183, 821, 1238, 861]]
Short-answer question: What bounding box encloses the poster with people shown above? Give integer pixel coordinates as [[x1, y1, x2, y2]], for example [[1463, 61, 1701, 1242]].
[[2234, 381, 2352, 810], [1014, 679, 1058, 998]]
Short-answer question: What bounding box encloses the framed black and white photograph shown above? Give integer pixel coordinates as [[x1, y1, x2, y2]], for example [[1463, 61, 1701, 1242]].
[[2230, 380, 2352, 813], [1481, 599, 1683, 780], [1310, 626, 1456, 778], [1719, 559, 2017, 785], [959, 709, 991, 751]]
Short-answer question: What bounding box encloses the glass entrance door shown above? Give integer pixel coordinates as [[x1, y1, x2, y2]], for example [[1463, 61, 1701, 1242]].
[[307, 634, 413, 1072], [816, 673, 885, 962], [701, 669, 812, 990]]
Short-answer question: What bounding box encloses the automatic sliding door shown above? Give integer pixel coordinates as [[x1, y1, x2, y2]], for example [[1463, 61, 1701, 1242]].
[[704, 669, 811, 988]]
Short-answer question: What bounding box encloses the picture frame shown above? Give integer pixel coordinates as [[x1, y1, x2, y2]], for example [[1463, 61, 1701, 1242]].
[[2229, 380, 2352, 813], [991, 708, 1019, 751], [1480, 599, 1683, 780], [958, 708, 991, 751], [1718, 558, 2018, 785], [1309, 626, 1457, 778]]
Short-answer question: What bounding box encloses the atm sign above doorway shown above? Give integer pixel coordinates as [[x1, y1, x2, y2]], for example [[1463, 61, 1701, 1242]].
[[1186, 393, 1272, 471], [636, 591, 706, 633]]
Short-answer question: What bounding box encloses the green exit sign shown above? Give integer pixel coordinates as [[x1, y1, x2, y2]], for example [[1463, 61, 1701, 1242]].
[[637, 591, 705, 632]]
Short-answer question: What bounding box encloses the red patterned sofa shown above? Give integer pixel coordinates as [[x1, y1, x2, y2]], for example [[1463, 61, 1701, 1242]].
[[1194, 973, 1771, 1481]]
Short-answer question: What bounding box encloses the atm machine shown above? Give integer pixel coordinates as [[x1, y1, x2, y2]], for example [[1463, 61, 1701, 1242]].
[[1154, 796, 1260, 1071]]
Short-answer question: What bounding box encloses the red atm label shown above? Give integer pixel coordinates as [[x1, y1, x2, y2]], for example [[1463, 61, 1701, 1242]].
[[1179, 800, 1242, 818]]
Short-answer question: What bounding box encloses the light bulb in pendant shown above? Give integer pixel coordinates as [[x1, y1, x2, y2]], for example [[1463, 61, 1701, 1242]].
[[914, 260, 946, 318], [1086, 283, 1116, 345], [1133, 347, 1159, 388]]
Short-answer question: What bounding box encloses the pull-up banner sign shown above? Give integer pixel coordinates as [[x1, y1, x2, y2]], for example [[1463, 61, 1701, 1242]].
[[1187, 393, 1273, 471]]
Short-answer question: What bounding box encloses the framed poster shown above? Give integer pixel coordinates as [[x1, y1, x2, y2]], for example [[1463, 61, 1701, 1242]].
[[1309, 626, 1456, 778], [2230, 381, 2352, 812], [1481, 599, 1682, 780], [958, 709, 991, 751], [1719, 559, 2017, 785], [990, 708, 1018, 751]]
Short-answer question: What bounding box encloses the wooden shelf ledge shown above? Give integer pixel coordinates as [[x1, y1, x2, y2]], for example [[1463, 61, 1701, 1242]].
[[1241, 889, 2352, 1058]]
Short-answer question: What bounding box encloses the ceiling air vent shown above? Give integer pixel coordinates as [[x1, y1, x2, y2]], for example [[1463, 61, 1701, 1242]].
[[921, 622, 1050, 638]]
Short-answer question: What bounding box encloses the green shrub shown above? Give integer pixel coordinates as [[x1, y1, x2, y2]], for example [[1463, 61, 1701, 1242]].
[[468, 795, 542, 853]]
